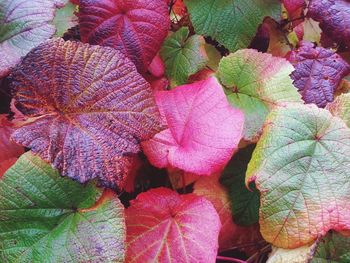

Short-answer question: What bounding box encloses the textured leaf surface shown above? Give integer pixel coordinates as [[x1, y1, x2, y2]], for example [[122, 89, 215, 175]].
[[10, 39, 161, 190], [0, 115, 24, 162], [311, 231, 350, 263], [308, 0, 350, 46], [142, 77, 244, 175], [220, 145, 260, 226], [184, 0, 280, 52], [267, 245, 314, 263], [194, 174, 262, 252], [289, 42, 350, 108], [125, 187, 221, 262], [0, 0, 67, 78], [217, 49, 302, 142], [0, 152, 126, 262], [246, 104, 350, 248], [79, 0, 170, 72], [326, 93, 350, 128], [160, 27, 208, 87]]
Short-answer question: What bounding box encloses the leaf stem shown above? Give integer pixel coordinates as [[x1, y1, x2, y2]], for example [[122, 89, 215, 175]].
[[216, 256, 247, 263]]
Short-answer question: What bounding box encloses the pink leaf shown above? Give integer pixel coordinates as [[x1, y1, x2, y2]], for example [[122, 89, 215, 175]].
[[126, 187, 221, 262], [78, 0, 170, 72], [142, 77, 244, 175]]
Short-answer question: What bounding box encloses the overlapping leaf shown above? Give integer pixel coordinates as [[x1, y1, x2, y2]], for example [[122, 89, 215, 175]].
[[326, 93, 350, 128], [246, 104, 350, 248], [289, 42, 350, 108], [194, 174, 262, 253], [220, 145, 260, 226], [217, 49, 302, 142], [0, 152, 126, 262], [142, 77, 244, 175], [160, 27, 208, 87], [79, 0, 170, 72], [184, 0, 280, 52], [308, 0, 350, 46], [125, 187, 221, 262], [10, 39, 161, 190], [0, 0, 67, 78]]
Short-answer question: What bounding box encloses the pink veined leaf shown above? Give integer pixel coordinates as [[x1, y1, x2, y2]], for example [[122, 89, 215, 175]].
[[125, 187, 221, 262], [282, 0, 305, 27], [78, 0, 170, 72], [142, 77, 244, 175], [308, 0, 350, 46], [289, 41, 350, 108], [148, 54, 165, 78], [0, 115, 24, 163]]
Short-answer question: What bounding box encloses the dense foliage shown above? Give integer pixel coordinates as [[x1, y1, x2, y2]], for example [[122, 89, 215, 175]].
[[1, 0, 350, 262]]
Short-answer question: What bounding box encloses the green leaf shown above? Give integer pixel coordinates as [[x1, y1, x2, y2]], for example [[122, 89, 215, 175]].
[[246, 104, 350, 248], [53, 1, 78, 37], [0, 152, 125, 263], [311, 231, 350, 263], [217, 49, 302, 142], [220, 145, 260, 226], [160, 27, 208, 87], [184, 0, 281, 52]]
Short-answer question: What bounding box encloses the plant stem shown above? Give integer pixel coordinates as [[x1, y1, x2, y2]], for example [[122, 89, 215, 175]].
[[216, 256, 247, 263]]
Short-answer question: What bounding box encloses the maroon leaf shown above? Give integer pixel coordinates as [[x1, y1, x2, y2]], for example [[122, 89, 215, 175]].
[[78, 0, 170, 72], [10, 39, 161, 190], [308, 0, 350, 46], [289, 42, 350, 108]]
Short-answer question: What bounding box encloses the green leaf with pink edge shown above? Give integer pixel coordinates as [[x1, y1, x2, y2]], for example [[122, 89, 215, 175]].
[[246, 103, 350, 248], [216, 49, 302, 143], [326, 93, 350, 128], [0, 152, 126, 262], [160, 27, 208, 87]]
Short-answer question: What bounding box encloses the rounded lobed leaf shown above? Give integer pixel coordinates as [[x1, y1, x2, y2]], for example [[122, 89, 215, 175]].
[[78, 0, 170, 72], [160, 27, 208, 87], [308, 0, 350, 46], [184, 0, 281, 52], [125, 187, 221, 262], [0, 0, 67, 78], [10, 38, 161, 190], [246, 104, 350, 248], [217, 49, 302, 142], [142, 77, 244, 175], [289, 42, 350, 108], [0, 152, 126, 262]]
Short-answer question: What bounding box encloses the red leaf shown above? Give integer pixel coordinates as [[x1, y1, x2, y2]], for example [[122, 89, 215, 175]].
[[282, 0, 305, 27], [0, 115, 24, 162], [126, 187, 221, 262], [308, 0, 350, 46], [0, 158, 17, 178], [10, 39, 161, 190], [142, 77, 244, 175], [78, 0, 170, 72], [148, 54, 165, 78], [289, 42, 350, 108]]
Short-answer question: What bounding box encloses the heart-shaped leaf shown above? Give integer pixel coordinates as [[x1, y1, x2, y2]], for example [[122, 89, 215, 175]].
[[289, 42, 350, 108], [0, 152, 125, 262], [125, 187, 221, 262], [78, 0, 170, 72], [246, 104, 350, 248], [308, 0, 350, 46], [10, 39, 161, 190], [142, 77, 244, 175], [217, 49, 302, 142], [160, 27, 208, 87], [0, 0, 67, 78], [184, 0, 280, 52]]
